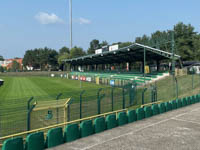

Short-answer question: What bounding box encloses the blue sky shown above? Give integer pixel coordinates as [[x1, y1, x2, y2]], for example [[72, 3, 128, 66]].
[[0, 0, 200, 58]]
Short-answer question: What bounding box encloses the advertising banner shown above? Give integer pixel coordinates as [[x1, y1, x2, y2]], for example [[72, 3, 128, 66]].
[[110, 80, 115, 86], [86, 77, 91, 82], [109, 44, 119, 51]]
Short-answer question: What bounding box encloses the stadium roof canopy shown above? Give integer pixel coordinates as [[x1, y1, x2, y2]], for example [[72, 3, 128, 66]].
[[63, 43, 181, 65]]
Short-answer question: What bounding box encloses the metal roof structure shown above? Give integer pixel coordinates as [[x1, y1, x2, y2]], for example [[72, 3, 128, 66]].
[[63, 43, 181, 65]]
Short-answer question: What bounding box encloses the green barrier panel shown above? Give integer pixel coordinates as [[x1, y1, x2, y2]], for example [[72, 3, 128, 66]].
[[80, 120, 94, 138], [182, 97, 187, 107], [136, 108, 145, 120], [46, 127, 64, 148], [191, 96, 196, 104], [198, 94, 200, 102], [165, 102, 172, 111], [187, 97, 192, 105], [144, 106, 152, 118], [106, 114, 118, 129], [25, 132, 44, 150], [94, 117, 106, 133], [152, 104, 160, 115], [127, 110, 137, 123], [158, 103, 166, 114], [196, 94, 200, 103], [176, 99, 182, 108], [2, 137, 24, 150], [118, 112, 128, 126], [195, 95, 199, 103], [170, 100, 177, 110], [64, 123, 80, 142]]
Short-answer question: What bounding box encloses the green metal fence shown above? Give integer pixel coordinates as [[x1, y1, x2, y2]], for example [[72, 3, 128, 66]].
[[1, 72, 200, 142], [0, 82, 138, 139]]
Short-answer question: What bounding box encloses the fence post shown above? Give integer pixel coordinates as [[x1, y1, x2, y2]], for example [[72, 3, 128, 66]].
[[175, 77, 178, 99], [67, 105, 70, 122], [155, 85, 157, 101], [27, 97, 35, 131], [111, 87, 114, 111], [80, 90, 85, 119], [142, 88, 147, 104], [56, 93, 62, 124], [192, 68, 194, 89], [97, 88, 102, 114], [97, 88, 105, 114], [122, 87, 125, 109], [150, 85, 154, 102]]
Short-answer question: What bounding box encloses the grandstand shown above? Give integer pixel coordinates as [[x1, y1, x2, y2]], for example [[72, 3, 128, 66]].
[[64, 43, 181, 86]]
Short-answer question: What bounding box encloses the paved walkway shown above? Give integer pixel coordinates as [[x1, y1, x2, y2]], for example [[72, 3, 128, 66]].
[[48, 103, 200, 150]]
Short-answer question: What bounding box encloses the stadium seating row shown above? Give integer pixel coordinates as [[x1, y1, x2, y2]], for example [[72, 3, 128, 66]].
[[2, 94, 200, 150]]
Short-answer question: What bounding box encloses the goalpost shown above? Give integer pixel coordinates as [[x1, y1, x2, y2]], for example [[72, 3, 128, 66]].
[[30, 98, 71, 130]]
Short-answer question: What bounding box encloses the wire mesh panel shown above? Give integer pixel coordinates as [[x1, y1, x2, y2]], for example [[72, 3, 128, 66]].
[[0, 98, 27, 137], [68, 100, 80, 121], [81, 93, 98, 118], [156, 75, 175, 101], [112, 87, 123, 110], [100, 88, 112, 114]]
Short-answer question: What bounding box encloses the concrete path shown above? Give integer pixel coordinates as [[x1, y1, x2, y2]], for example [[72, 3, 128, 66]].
[[48, 103, 200, 150]]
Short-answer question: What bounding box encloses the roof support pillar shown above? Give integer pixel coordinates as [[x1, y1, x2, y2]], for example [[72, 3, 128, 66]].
[[156, 60, 160, 72]]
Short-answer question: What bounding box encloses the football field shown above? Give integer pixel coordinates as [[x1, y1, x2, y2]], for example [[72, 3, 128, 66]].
[[0, 74, 200, 138], [0, 76, 106, 101]]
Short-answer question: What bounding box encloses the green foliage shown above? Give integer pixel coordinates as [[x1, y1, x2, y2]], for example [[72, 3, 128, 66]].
[[87, 39, 100, 54], [58, 53, 71, 65], [0, 66, 5, 72], [100, 40, 108, 47], [23, 47, 58, 71], [11, 61, 20, 72], [70, 46, 86, 58], [118, 42, 132, 48], [0, 55, 4, 61], [135, 22, 200, 61], [87, 39, 108, 54], [174, 22, 197, 60], [59, 47, 70, 56]]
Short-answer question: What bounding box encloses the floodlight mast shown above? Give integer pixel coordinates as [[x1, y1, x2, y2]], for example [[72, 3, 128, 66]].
[[69, 0, 72, 50]]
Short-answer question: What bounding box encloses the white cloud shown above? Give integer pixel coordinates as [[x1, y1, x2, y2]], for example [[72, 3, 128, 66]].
[[78, 17, 91, 25], [35, 12, 64, 25]]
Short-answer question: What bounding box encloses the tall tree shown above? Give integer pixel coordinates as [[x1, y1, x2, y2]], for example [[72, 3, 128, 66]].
[[0, 55, 4, 61], [23, 47, 58, 70], [100, 40, 108, 47], [174, 22, 197, 60], [87, 39, 100, 54], [70, 46, 86, 58], [59, 46, 70, 55], [0, 66, 4, 72], [118, 42, 132, 48], [11, 61, 20, 72]]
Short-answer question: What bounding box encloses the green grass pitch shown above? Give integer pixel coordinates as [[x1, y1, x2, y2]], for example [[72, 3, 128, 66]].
[[0, 76, 106, 101]]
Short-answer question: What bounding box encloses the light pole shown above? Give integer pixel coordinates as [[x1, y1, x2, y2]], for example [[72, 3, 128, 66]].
[[69, 0, 72, 50]]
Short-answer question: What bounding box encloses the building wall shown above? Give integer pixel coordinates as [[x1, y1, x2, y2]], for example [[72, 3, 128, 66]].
[[0, 58, 23, 70]]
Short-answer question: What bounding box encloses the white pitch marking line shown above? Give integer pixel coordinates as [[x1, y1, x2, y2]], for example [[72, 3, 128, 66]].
[[81, 106, 200, 150], [172, 118, 200, 126]]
